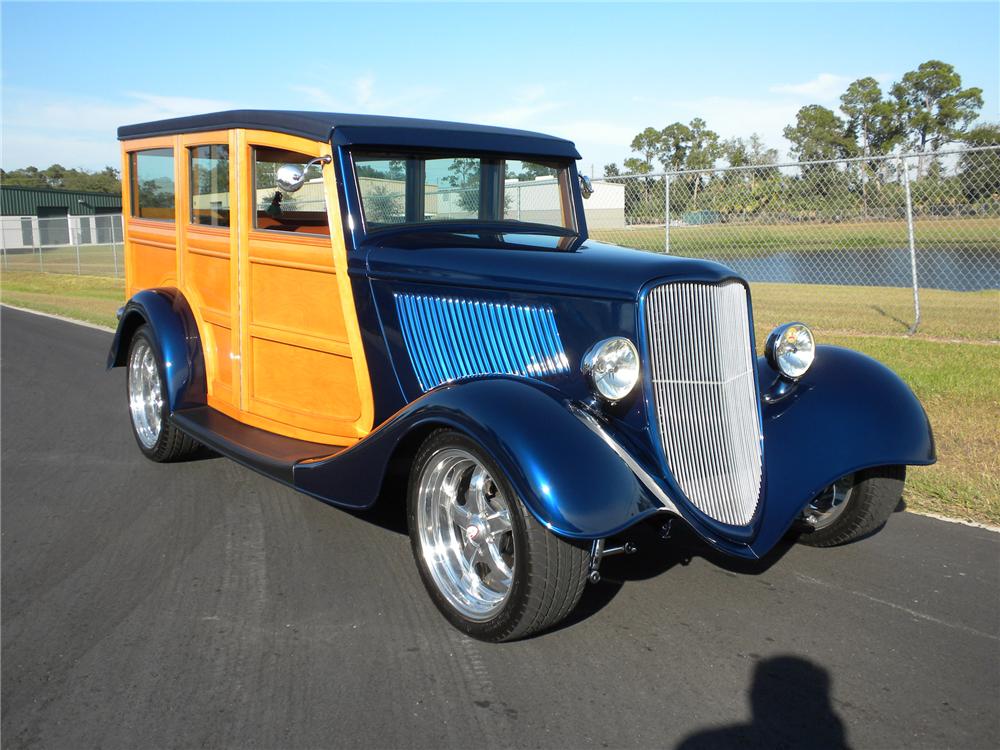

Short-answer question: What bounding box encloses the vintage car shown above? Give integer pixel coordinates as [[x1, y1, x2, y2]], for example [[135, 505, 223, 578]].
[[109, 110, 935, 641]]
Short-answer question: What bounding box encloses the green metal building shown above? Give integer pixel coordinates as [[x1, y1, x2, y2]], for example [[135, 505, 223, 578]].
[[1, 186, 121, 217], [1, 186, 121, 247]]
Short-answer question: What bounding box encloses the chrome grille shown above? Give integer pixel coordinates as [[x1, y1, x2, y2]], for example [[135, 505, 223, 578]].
[[645, 281, 763, 526]]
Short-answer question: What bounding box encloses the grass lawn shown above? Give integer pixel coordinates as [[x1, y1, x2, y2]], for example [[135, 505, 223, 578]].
[[0, 271, 124, 328], [2, 269, 998, 526], [591, 216, 1000, 257]]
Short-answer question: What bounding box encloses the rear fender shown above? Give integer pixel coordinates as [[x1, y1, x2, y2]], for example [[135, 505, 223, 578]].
[[106, 288, 206, 412]]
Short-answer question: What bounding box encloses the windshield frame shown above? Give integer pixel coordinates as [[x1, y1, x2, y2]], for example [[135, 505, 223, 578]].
[[348, 147, 580, 241]]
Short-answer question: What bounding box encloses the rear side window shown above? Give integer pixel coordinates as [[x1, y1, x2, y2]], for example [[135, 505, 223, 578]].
[[190, 145, 230, 227], [130, 148, 175, 221], [253, 147, 329, 235]]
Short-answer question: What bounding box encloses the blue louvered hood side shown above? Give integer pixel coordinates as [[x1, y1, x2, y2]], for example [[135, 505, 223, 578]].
[[394, 293, 571, 391]]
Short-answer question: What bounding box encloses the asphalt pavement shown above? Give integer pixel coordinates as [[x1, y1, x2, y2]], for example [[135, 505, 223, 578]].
[[2, 305, 998, 749]]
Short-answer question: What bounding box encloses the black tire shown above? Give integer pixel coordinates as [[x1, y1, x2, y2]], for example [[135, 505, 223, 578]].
[[126, 325, 200, 463], [797, 466, 906, 547], [407, 429, 589, 642]]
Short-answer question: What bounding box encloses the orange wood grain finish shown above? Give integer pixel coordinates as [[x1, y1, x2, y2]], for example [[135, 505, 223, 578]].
[[121, 127, 374, 446]]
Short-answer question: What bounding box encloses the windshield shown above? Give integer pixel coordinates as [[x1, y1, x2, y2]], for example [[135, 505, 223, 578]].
[[352, 151, 577, 235]]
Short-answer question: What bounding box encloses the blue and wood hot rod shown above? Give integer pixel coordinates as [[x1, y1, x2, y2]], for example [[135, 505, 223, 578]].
[[108, 111, 935, 641]]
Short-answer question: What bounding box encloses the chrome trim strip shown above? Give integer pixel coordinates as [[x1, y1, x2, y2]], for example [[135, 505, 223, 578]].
[[571, 405, 679, 516], [644, 281, 763, 526]]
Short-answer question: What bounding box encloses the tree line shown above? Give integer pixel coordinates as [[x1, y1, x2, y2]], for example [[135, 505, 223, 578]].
[[0, 164, 122, 193], [601, 60, 998, 222], [605, 60, 993, 178]]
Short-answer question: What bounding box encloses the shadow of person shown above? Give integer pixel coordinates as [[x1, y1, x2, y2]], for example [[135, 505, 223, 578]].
[[677, 655, 849, 750]]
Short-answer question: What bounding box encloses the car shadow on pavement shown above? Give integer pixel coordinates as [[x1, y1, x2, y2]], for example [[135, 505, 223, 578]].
[[675, 655, 849, 750], [556, 520, 800, 632]]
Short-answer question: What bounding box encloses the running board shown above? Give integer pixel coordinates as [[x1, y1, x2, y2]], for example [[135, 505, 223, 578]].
[[171, 406, 344, 485]]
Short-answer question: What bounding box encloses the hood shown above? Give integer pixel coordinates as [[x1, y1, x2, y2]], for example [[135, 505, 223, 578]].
[[362, 231, 741, 301]]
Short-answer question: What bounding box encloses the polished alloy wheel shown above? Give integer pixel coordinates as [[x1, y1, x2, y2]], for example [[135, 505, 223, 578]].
[[128, 338, 163, 449], [802, 475, 854, 530], [416, 447, 515, 621]]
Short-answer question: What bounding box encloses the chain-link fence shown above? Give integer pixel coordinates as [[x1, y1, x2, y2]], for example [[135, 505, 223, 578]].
[[4, 146, 997, 333], [585, 145, 1000, 332], [1, 214, 125, 277]]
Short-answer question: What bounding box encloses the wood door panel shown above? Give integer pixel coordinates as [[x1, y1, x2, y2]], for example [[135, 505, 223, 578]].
[[127, 222, 176, 292], [249, 262, 348, 344], [248, 338, 361, 431]]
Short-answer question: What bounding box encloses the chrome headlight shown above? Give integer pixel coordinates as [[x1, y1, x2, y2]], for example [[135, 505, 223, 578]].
[[765, 322, 815, 379], [582, 337, 640, 402]]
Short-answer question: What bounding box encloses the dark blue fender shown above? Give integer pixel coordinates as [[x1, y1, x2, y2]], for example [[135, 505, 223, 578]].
[[748, 345, 935, 556], [106, 288, 206, 411], [294, 377, 664, 540]]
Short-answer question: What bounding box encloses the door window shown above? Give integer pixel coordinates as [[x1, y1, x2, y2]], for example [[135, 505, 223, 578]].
[[130, 148, 175, 221], [252, 147, 329, 235], [190, 145, 230, 227]]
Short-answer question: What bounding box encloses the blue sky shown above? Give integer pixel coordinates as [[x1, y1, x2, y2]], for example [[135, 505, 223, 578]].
[[2, 1, 998, 173]]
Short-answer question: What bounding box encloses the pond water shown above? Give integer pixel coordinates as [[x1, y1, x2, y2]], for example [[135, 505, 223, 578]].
[[712, 248, 999, 292]]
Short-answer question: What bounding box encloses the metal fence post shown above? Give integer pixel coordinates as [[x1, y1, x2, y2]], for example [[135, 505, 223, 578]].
[[110, 217, 120, 279], [1, 219, 7, 271], [664, 174, 671, 254], [35, 219, 43, 272], [900, 157, 921, 334], [73, 217, 82, 275]]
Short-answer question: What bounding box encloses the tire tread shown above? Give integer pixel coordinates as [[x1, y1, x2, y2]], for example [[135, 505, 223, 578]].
[[800, 466, 906, 547]]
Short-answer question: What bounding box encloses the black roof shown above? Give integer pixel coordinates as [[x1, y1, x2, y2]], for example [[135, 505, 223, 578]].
[[117, 110, 581, 159]]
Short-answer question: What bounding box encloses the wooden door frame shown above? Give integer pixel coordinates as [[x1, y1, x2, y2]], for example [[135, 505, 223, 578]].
[[233, 129, 374, 443]]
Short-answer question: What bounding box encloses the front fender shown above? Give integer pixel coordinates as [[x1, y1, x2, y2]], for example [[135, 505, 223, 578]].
[[293, 377, 662, 539], [749, 345, 935, 556], [106, 288, 206, 412]]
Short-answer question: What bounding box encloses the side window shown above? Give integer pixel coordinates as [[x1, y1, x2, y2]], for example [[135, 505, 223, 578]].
[[130, 148, 175, 221], [190, 145, 230, 227], [253, 147, 329, 235]]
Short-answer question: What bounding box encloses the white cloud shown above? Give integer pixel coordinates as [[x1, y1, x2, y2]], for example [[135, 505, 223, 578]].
[[288, 75, 442, 117], [769, 73, 851, 101], [288, 85, 339, 110], [477, 85, 563, 128], [1, 89, 236, 169]]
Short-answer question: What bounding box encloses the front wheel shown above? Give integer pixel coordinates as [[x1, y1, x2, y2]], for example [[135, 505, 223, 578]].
[[407, 429, 589, 642], [797, 466, 906, 547]]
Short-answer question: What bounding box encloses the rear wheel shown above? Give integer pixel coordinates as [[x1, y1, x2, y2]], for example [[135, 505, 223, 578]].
[[408, 429, 589, 642], [797, 466, 906, 547], [127, 326, 199, 462]]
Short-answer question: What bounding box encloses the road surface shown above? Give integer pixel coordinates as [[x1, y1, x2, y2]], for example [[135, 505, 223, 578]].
[[2, 305, 998, 749]]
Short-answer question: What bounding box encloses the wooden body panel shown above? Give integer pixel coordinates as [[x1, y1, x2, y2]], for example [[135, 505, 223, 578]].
[[120, 129, 374, 446]]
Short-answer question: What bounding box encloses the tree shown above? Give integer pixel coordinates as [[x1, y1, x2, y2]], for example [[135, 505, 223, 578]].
[[783, 105, 853, 162], [629, 127, 662, 173], [721, 134, 779, 189], [959, 123, 1000, 202], [658, 122, 693, 172], [839, 78, 903, 209], [840, 77, 903, 158], [445, 158, 481, 214], [891, 60, 983, 174]]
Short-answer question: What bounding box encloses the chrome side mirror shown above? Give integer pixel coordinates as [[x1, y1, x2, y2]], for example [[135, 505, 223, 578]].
[[579, 174, 594, 200], [275, 155, 332, 193]]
